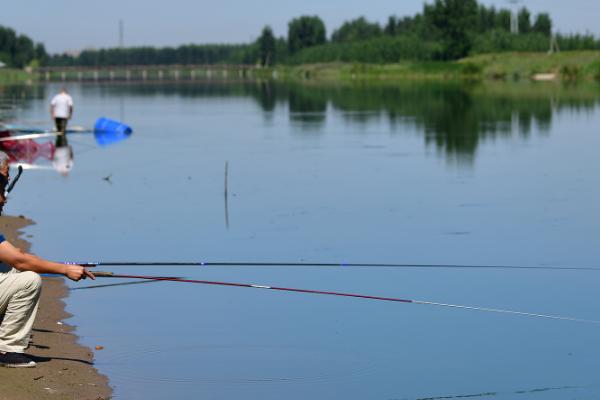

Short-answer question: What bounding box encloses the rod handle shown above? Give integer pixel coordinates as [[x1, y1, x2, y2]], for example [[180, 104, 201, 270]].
[[91, 271, 114, 277]]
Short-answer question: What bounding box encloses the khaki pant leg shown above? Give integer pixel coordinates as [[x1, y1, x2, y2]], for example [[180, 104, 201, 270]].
[[0, 271, 42, 353]]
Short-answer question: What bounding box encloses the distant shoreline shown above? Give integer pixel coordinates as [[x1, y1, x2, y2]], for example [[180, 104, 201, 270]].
[[266, 51, 600, 82], [5, 51, 598, 84], [0, 69, 30, 84]]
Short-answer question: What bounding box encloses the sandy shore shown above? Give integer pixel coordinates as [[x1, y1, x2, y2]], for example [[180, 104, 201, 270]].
[[0, 215, 112, 400]]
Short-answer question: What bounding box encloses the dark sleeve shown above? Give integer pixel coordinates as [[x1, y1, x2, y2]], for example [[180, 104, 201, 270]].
[[0, 235, 5, 243]]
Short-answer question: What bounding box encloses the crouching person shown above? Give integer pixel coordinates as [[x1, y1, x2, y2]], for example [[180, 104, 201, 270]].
[[0, 151, 94, 367]]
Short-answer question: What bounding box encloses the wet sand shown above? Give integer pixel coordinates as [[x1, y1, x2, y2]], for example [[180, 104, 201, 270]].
[[0, 215, 112, 400]]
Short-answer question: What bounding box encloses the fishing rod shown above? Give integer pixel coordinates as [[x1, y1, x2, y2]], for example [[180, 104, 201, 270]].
[[1, 124, 91, 135], [0, 132, 59, 141], [88, 272, 600, 324], [76, 261, 600, 271]]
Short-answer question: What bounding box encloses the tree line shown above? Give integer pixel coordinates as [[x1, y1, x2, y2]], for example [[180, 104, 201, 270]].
[[4, 0, 600, 69], [49, 44, 256, 67], [272, 1, 597, 65], [0, 25, 47, 68]]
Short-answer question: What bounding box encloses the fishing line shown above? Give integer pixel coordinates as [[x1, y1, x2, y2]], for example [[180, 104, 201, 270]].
[[91, 273, 600, 324], [70, 280, 166, 291]]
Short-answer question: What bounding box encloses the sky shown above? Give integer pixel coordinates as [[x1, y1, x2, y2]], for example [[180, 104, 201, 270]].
[[3, 0, 600, 54]]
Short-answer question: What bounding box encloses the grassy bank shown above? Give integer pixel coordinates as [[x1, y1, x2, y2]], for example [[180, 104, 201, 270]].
[[465, 51, 600, 80], [261, 51, 600, 82], [17, 50, 600, 83], [0, 68, 31, 84]]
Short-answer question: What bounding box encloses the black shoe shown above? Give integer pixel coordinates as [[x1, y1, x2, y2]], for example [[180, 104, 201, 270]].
[[0, 352, 36, 368]]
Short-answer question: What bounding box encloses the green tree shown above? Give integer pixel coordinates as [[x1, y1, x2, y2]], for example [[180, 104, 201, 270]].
[[532, 13, 552, 36], [0, 26, 17, 58], [288, 16, 326, 54], [384, 15, 423, 36], [495, 9, 512, 32], [397, 15, 424, 36], [257, 26, 276, 66], [424, 0, 479, 59], [13, 35, 35, 68], [274, 37, 289, 64], [0, 25, 47, 67], [517, 8, 531, 33], [331, 17, 382, 43], [477, 5, 497, 32], [34, 43, 47, 65], [384, 16, 397, 35]]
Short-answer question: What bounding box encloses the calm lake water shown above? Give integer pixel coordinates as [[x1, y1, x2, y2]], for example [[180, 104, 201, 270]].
[[2, 80, 600, 399]]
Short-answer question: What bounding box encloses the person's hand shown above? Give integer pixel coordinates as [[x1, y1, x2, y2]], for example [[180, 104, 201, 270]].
[[64, 264, 96, 282]]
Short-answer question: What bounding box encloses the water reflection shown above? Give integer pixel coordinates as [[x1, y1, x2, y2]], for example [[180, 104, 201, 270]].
[[287, 85, 327, 128], [84, 81, 600, 162], [53, 133, 74, 176], [3, 81, 600, 164], [0, 129, 54, 167], [0, 84, 46, 121]]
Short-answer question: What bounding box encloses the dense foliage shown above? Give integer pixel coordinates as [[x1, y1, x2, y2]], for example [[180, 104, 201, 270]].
[[331, 17, 382, 43], [290, 1, 599, 64], [257, 27, 276, 66], [0, 25, 47, 68], [3, 0, 599, 68], [257, 26, 288, 66], [287, 16, 327, 54], [48, 44, 257, 67], [422, 0, 479, 59], [290, 35, 442, 64]]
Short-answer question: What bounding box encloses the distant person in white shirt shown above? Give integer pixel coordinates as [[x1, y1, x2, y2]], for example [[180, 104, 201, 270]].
[[49, 88, 73, 134]]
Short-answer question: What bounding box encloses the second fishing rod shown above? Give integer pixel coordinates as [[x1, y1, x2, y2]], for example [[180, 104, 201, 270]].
[[73, 261, 600, 271]]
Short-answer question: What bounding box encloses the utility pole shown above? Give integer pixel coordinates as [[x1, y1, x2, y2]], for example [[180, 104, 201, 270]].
[[119, 19, 124, 48], [508, 0, 521, 34]]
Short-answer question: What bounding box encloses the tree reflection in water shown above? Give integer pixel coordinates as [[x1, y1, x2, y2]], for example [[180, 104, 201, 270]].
[[11, 80, 597, 164]]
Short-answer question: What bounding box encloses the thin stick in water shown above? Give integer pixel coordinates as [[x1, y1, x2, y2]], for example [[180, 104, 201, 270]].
[[224, 161, 229, 229]]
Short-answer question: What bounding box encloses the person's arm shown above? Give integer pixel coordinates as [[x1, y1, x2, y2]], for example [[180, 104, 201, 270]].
[[0, 241, 94, 281], [68, 97, 73, 119]]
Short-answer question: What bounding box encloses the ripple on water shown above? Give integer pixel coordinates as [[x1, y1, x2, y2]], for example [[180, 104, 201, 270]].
[[99, 344, 379, 387]]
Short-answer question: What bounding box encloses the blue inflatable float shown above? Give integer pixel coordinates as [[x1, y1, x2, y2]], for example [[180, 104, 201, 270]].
[[94, 117, 133, 146]]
